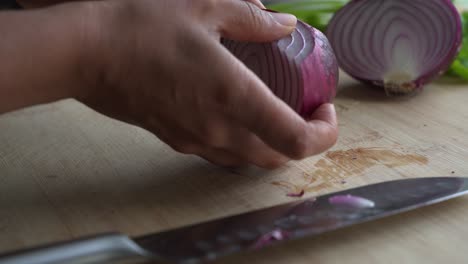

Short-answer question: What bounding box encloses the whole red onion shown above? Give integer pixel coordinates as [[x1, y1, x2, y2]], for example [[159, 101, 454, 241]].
[[222, 20, 339, 117]]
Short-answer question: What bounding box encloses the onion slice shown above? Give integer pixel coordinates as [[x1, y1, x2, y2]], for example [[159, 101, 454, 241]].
[[222, 20, 338, 117], [286, 189, 305, 198], [252, 229, 290, 249], [328, 194, 375, 209], [326, 0, 462, 95]]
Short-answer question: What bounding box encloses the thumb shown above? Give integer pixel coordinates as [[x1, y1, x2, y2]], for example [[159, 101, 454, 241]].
[[245, 0, 266, 9], [217, 1, 297, 42]]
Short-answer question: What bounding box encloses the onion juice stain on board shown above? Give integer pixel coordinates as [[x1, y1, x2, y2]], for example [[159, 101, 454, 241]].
[[272, 147, 428, 196]]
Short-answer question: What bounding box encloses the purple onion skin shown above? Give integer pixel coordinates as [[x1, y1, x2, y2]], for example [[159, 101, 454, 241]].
[[327, 0, 462, 96], [222, 21, 338, 118], [300, 27, 338, 117]]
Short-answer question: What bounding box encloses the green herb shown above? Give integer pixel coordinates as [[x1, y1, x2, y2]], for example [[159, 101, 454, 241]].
[[447, 11, 468, 80]]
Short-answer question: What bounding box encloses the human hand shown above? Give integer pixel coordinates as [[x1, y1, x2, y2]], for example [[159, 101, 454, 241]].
[[82, 0, 338, 169]]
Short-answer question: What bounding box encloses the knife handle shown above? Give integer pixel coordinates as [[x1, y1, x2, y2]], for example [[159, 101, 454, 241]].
[[0, 233, 156, 264]]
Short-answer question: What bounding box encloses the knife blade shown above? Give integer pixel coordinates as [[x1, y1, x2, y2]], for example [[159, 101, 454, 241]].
[[1, 177, 467, 264]]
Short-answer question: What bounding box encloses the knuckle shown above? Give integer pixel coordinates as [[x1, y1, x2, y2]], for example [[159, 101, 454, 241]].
[[211, 75, 248, 116], [218, 76, 259, 121], [198, 0, 218, 13], [243, 1, 264, 33], [169, 141, 199, 155], [200, 124, 228, 148], [204, 156, 244, 168], [197, 0, 232, 20], [223, 160, 245, 168], [212, 85, 235, 109], [205, 134, 225, 148]]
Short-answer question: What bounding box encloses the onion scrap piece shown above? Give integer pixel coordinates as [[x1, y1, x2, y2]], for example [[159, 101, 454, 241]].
[[252, 229, 290, 249], [286, 189, 305, 198], [328, 194, 375, 209]]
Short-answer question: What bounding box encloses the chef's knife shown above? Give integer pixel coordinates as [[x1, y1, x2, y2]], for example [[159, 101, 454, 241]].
[[1, 177, 468, 264]]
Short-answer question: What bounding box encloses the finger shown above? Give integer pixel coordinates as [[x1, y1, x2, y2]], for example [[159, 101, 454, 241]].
[[225, 128, 290, 169], [307, 103, 338, 124], [198, 148, 247, 167], [216, 0, 297, 42], [164, 137, 246, 167], [206, 39, 335, 160], [181, 117, 289, 169], [153, 124, 245, 166], [144, 116, 201, 154], [303, 103, 339, 155], [165, 111, 288, 169], [145, 116, 247, 166], [244, 0, 266, 9]]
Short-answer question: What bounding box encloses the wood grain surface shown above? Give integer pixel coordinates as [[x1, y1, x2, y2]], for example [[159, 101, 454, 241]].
[[1, 73, 468, 263]]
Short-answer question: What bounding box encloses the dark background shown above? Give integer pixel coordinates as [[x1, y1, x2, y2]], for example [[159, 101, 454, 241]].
[[0, 1, 20, 9]]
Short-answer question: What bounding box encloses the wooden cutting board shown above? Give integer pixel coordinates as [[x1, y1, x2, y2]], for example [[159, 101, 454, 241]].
[[1, 73, 468, 263]]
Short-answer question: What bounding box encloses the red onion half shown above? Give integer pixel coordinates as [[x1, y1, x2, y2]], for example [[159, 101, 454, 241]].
[[326, 0, 462, 95], [222, 20, 338, 117]]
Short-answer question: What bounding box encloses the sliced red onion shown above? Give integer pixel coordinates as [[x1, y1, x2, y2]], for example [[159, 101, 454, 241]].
[[328, 194, 375, 208], [222, 20, 338, 117], [252, 229, 290, 249], [326, 0, 462, 95]]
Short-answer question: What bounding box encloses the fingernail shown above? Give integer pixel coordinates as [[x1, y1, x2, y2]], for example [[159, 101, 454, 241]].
[[264, 10, 297, 27]]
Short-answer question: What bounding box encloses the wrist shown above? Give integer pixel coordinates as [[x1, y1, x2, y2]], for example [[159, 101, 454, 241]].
[[70, 1, 113, 104], [72, 0, 136, 119], [0, 2, 105, 114], [20, 1, 107, 105]]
